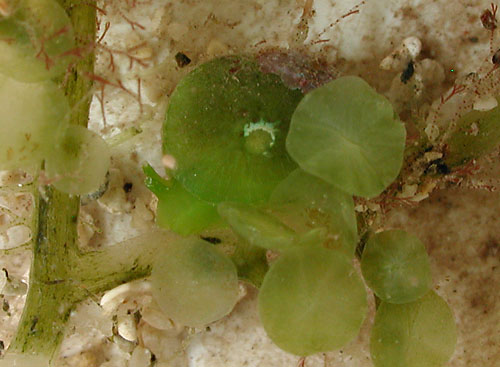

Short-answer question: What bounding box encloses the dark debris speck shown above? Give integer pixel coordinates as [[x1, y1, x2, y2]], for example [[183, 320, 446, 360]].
[[175, 52, 191, 67], [201, 236, 222, 245], [401, 60, 415, 84], [123, 182, 133, 193]]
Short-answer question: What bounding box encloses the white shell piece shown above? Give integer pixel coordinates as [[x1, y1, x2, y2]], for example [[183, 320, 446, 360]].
[[379, 54, 398, 71], [129, 346, 152, 367], [141, 301, 176, 331], [0, 269, 7, 293], [0, 352, 49, 367], [118, 314, 138, 342], [410, 192, 429, 202], [0, 269, 27, 296], [0, 192, 33, 217], [424, 152, 443, 162], [0, 2, 11, 17], [100, 280, 153, 314], [236, 283, 248, 303], [59, 300, 113, 358], [366, 202, 381, 212], [398, 184, 418, 198], [0, 225, 31, 249], [473, 95, 498, 111], [380, 36, 422, 71], [470, 122, 479, 136], [354, 204, 367, 212], [138, 322, 184, 361], [424, 123, 440, 142], [98, 168, 132, 214], [403, 36, 422, 58]]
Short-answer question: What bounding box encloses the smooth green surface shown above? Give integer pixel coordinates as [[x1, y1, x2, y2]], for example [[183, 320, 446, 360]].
[[163, 56, 302, 204], [258, 246, 367, 356], [227, 238, 268, 288], [270, 169, 357, 256], [144, 164, 220, 235], [286, 76, 406, 198], [371, 291, 457, 367], [45, 125, 110, 195], [361, 230, 432, 304], [445, 102, 500, 166], [151, 238, 239, 327], [217, 202, 297, 252], [0, 74, 69, 172], [0, 0, 75, 82]]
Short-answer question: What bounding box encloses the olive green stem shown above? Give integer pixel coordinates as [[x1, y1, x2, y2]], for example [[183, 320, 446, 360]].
[[9, 2, 96, 357], [8, 187, 83, 358], [57, 0, 97, 127], [7, 1, 172, 363], [9, 186, 177, 360]]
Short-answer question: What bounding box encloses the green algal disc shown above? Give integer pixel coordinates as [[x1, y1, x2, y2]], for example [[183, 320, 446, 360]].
[[361, 230, 432, 304], [259, 245, 367, 356], [371, 291, 457, 367], [163, 56, 303, 204], [0, 74, 69, 172], [151, 237, 239, 327], [270, 169, 357, 256], [286, 76, 406, 198], [45, 125, 110, 195]]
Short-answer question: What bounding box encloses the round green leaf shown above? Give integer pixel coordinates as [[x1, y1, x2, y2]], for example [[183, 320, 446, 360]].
[[217, 202, 297, 252], [45, 125, 110, 195], [163, 56, 302, 204], [151, 238, 239, 327], [286, 76, 406, 198], [0, 74, 69, 172], [270, 169, 357, 256], [371, 291, 457, 367], [361, 230, 432, 304], [259, 246, 367, 356]]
